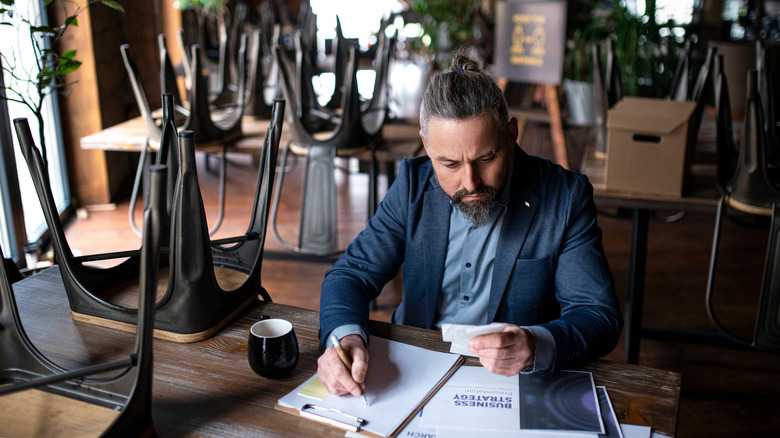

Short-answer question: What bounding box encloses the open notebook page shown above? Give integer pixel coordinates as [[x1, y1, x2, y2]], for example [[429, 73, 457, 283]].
[[277, 336, 463, 437]]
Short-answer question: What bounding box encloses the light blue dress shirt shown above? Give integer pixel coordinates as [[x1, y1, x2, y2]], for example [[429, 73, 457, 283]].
[[434, 190, 506, 326]]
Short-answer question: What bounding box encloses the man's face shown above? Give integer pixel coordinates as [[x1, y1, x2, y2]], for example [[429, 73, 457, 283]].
[[421, 113, 518, 224]]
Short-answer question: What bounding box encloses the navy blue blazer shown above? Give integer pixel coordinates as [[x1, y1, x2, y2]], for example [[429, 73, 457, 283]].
[[320, 147, 622, 371]]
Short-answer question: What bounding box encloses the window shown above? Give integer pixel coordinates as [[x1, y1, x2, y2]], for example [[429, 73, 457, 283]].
[[0, 0, 71, 265]]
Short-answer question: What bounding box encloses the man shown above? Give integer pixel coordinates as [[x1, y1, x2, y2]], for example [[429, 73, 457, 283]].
[[317, 52, 622, 399]]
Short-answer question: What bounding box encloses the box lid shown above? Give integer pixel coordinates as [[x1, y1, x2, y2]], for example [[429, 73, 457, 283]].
[[606, 97, 698, 135]]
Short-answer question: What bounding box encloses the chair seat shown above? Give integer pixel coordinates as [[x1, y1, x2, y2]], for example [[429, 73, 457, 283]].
[[726, 195, 774, 216], [289, 136, 370, 157], [0, 389, 122, 437]]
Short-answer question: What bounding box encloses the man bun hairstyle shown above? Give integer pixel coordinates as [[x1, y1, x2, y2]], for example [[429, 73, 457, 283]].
[[420, 47, 509, 138]]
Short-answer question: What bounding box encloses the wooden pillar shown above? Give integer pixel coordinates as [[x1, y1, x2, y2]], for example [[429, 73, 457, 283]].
[[54, 1, 182, 207]]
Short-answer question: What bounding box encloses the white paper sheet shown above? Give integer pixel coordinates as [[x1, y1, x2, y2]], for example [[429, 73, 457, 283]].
[[620, 424, 651, 438], [441, 322, 507, 356]]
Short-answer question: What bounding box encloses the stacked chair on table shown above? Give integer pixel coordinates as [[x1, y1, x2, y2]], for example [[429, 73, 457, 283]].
[[159, 33, 189, 114], [671, 43, 718, 152], [668, 39, 693, 102], [244, 26, 280, 119], [323, 15, 351, 112], [122, 30, 249, 237], [591, 42, 611, 155], [120, 40, 185, 229], [13, 99, 285, 343], [244, 1, 282, 118], [706, 40, 780, 352], [270, 20, 395, 257], [0, 121, 164, 435], [182, 40, 246, 147]]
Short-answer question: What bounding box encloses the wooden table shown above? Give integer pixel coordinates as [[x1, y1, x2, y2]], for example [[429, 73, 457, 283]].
[[80, 115, 285, 155], [79, 115, 422, 160], [580, 147, 722, 364], [6, 266, 680, 437], [79, 115, 423, 216]]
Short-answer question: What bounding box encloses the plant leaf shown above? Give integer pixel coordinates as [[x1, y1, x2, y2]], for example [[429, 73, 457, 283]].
[[31, 25, 56, 35], [65, 14, 78, 27], [61, 50, 76, 60], [0, 1, 15, 7], [57, 58, 81, 75], [100, 0, 124, 13], [38, 74, 52, 88]]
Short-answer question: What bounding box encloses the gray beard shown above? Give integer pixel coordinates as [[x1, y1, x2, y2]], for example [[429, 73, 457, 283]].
[[451, 186, 498, 228]]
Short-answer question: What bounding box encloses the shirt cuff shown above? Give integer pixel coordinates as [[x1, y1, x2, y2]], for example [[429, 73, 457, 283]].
[[520, 326, 555, 373], [326, 324, 368, 348]]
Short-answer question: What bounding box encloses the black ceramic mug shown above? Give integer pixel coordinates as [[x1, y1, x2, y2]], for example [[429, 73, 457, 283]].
[[248, 316, 299, 378]]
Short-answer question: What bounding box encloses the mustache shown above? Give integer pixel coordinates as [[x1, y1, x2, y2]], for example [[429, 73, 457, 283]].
[[452, 186, 498, 203]]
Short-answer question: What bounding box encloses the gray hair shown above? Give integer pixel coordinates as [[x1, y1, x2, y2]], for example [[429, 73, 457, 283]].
[[419, 49, 509, 138]]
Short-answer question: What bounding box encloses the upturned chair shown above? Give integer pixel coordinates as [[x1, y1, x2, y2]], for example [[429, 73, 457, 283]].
[[713, 53, 739, 190], [245, 2, 280, 119], [244, 27, 277, 119], [604, 38, 623, 108], [270, 35, 391, 256], [0, 160, 164, 437], [181, 38, 248, 234], [592, 43, 609, 155], [668, 39, 692, 102], [126, 93, 179, 238], [159, 33, 189, 116], [12, 100, 284, 342], [688, 45, 718, 146], [323, 15, 351, 111], [119, 43, 168, 149], [706, 70, 780, 352], [182, 40, 246, 146], [757, 41, 780, 165]]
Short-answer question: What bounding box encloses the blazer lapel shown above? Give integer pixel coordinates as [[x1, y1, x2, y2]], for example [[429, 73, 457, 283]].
[[421, 178, 451, 328], [487, 148, 540, 322]]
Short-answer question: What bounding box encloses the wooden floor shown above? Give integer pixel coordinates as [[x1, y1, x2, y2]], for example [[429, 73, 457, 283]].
[[57, 114, 780, 437]]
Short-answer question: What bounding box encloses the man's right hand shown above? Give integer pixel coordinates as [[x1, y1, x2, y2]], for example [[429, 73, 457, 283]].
[[316, 334, 369, 397]]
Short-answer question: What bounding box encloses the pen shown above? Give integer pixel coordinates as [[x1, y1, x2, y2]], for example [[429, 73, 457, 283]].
[[330, 334, 369, 405]]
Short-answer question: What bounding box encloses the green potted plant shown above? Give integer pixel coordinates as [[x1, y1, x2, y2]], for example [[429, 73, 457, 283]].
[[562, 5, 610, 125], [0, 0, 123, 169], [412, 0, 492, 67], [563, 2, 684, 124]]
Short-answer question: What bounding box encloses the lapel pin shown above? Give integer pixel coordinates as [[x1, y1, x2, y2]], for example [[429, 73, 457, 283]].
[[525, 201, 530, 207]]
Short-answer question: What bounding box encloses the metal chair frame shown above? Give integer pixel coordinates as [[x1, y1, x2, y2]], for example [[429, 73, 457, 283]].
[[270, 26, 394, 256], [0, 161, 164, 437], [706, 69, 780, 352], [13, 101, 283, 342]]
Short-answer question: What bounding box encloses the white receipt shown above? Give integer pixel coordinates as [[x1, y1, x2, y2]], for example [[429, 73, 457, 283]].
[[441, 322, 508, 356]]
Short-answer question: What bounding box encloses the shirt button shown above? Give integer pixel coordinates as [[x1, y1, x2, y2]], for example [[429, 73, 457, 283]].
[[463, 296, 470, 301], [465, 262, 471, 268]]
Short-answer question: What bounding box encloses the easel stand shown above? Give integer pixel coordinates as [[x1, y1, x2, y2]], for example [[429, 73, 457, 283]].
[[498, 79, 569, 169]]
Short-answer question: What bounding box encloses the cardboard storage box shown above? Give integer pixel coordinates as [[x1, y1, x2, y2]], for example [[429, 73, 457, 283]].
[[605, 97, 698, 197]]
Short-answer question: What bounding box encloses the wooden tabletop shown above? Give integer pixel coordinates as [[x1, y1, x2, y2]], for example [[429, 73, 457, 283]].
[[79, 115, 286, 155], [8, 266, 680, 437], [79, 116, 424, 162]]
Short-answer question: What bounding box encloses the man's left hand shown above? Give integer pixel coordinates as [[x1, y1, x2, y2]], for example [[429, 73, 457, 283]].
[[467, 324, 535, 376]]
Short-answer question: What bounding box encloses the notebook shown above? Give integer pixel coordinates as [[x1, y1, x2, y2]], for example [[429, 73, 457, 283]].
[[275, 336, 464, 437]]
